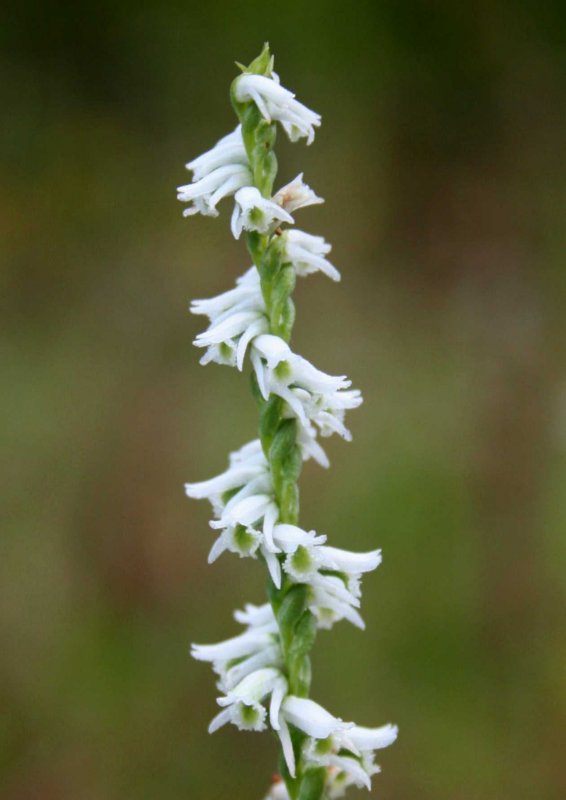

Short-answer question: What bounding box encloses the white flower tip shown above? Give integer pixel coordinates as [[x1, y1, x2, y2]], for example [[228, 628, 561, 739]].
[[353, 615, 366, 631], [387, 723, 399, 744]]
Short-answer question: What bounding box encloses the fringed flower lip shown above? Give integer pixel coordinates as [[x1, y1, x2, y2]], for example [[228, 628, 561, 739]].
[[231, 186, 294, 239]]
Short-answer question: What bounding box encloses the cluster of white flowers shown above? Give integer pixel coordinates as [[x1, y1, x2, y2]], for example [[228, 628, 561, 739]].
[[177, 72, 322, 222], [192, 602, 398, 790], [181, 49, 396, 800], [186, 438, 381, 627]]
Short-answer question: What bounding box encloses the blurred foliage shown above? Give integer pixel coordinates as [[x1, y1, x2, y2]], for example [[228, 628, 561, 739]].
[[1, 2, 566, 799]]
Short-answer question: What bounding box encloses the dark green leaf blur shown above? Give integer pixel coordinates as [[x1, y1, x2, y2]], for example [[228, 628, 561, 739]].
[[2, 2, 565, 798]]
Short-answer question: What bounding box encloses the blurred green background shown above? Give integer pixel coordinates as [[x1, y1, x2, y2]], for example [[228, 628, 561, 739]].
[[2, 2, 566, 798]]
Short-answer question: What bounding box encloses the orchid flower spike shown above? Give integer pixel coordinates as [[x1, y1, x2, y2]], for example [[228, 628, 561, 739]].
[[179, 43, 396, 800]]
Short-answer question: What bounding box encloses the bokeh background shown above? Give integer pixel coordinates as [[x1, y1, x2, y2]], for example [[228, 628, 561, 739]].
[[2, 2, 566, 798]]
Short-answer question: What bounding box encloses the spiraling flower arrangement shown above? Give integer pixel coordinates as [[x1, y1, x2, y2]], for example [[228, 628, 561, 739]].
[[179, 45, 397, 800]]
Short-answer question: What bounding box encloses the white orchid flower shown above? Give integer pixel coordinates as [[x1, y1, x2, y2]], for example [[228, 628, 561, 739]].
[[233, 73, 321, 144], [231, 186, 294, 239]]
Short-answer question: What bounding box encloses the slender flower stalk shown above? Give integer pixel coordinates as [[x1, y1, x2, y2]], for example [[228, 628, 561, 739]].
[[180, 44, 396, 800]]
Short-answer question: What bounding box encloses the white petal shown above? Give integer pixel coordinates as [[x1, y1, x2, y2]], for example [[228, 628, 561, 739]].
[[317, 546, 382, 575], [191, 630, 272, 663], [251, 349, 268, 400], [233, 602, 274, 627], [208, 707, 232, 733], [327, 755, 371, 790], [224, 645, 282, 690], [262, 544, 282, 589], [184, 464, 265, 500], [347, 723, 399, 752], [208, 532, 229, 564], [262, 503, 280, 553], [252, 334, 291, 367], [272, 523, 326, 552], [220, 667, 281, 706], [269, 676, 288, 730], [219, 493, 273, 528], [281, 696, 348, 739], [236, 317, 269, 371], [277, 716, 296, 777], [272, 173, 324, 214]]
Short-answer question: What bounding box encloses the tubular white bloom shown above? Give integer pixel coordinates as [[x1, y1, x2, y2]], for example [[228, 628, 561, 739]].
[[231, 186, 294, 239], [296, 419, 331, 468], [185, 438, 270, 515], [252, 334, 349, 397], [304, 723, 398, 795], [178, 164, 252, 218], [208, 482, 283, 586], [191, 625, 278, 667], [217, 666, 285, 707], [288, 386, 363, 444], [191, 603, 282, 696], [190, 266, 261, 320], [210, 487, 277, 536], [191, 268, 268, 369], [280, 539, 381, 618], [178, 126, 251, 217], [283, 230, 341, 282], [272, 173, 324, 214], [281, 696, 350, 740], [276, 696, 352, 777], [211, 667, 288, 736], [186, 126, 248, 181], [220, 643, 283, 693], [309, 573, 365, 630], [272, 523, 326, 552], [251, 334, 361, 442], [186, 441, 334, 576], [233, 73, 321, 144]]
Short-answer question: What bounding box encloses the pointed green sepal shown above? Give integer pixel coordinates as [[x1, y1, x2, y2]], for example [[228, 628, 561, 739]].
[[297, 767, 327, 800], [260, 395, 285, 453], [242, 42, 274, 77], [288, 612, 317, 695], [277, 584, 308, 654], [271, 264, 297, 337]]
